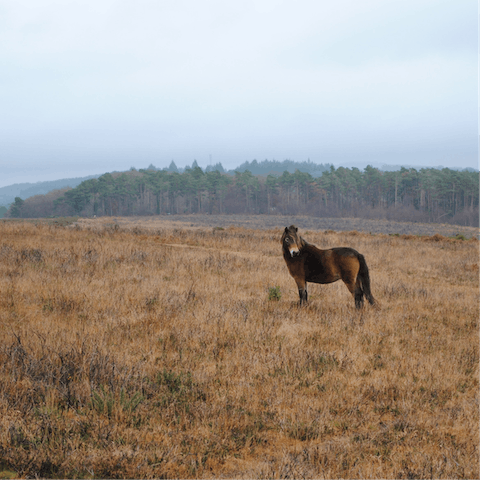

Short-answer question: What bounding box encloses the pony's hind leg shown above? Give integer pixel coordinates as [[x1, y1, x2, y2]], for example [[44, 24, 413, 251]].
[[354, 278, 365, 309], [343, 278, 364, 309]]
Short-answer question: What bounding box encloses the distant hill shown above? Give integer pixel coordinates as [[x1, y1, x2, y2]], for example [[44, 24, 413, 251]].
[[0, 175, 102, 206]]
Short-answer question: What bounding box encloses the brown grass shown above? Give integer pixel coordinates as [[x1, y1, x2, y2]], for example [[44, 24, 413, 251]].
[[0, 217, 478, 479]]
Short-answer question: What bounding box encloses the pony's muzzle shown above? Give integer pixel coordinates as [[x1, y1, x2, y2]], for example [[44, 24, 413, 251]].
[[290, 248, 300, 257]]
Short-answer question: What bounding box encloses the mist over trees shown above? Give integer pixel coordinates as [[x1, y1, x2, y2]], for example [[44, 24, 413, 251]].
[[230, 159, 331, 177], [7, 164, 479, 227], [154, 158, 331, 176]]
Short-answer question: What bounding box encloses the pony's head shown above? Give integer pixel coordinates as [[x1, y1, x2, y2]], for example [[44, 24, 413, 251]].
[[281, 225, 303, 257]]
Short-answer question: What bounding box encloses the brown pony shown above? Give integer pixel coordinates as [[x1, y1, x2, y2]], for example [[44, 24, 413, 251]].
[[281, 225, 375, 309]]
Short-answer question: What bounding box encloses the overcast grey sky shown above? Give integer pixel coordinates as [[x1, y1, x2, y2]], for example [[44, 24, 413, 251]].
[[0, 0, 477, 187]]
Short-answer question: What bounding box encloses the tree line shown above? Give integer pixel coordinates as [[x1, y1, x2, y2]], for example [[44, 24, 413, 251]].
[[7, 166, 479, 226]]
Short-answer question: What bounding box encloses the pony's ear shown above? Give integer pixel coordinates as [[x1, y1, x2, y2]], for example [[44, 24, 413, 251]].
[[284, 227, 289, 232], [295, 227, 298, 232]]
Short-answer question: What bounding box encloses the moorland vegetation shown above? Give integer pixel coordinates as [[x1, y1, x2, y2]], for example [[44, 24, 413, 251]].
[[0, 217, 478, 478]]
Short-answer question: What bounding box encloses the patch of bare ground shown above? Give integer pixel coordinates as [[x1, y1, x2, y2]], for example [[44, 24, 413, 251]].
[[0, 219, 478, 478]]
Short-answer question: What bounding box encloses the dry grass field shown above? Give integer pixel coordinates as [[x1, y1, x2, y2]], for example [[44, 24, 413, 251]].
[[0, 216, 478, 479]]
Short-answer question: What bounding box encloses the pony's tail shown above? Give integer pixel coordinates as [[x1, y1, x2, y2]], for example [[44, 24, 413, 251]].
[[357, 253, 375, 306]]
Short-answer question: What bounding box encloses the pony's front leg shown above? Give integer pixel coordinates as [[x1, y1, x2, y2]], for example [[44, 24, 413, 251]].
[[296, 279, 308, 306]]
